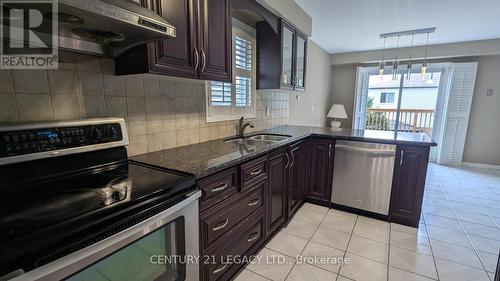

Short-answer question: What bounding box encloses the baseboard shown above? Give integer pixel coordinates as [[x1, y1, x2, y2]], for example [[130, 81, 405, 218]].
[[462, 162, 500, 170]]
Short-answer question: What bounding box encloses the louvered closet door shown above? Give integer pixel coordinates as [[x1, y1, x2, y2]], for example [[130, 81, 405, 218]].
[[437, 62, 478, 165], [352, 67, 369, 130]]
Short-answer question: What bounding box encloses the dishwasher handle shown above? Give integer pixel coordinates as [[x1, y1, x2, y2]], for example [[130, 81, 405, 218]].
[[335, 144, 395, 157]]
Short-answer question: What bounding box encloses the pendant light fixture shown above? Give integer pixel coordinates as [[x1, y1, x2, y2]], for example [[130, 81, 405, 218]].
[[392, 35, 400, 80], [379, 28, 436, 81], [379, 37, 386, 79], [406, 34, 415, 80], [421, 32, 430, 79]]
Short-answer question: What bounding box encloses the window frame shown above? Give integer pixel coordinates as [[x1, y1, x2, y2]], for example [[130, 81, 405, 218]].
[[205, 19, 257, 122], [380, 92, 395, 104]]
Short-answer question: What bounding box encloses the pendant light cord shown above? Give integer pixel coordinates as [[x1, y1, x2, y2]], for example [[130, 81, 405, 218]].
[[424, 32, 430, 62], [381, 37, 386, 63]]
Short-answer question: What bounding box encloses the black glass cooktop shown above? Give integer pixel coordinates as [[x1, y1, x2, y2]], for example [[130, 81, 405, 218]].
[[1, 161, 193, 238], [0, 147, 195, 277]]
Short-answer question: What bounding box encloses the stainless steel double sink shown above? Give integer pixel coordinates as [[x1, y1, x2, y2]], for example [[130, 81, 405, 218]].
[[224, 134, 292, 145]]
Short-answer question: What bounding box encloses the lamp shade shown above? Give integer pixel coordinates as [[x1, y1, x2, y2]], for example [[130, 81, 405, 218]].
[[327, 104, 348, 119]]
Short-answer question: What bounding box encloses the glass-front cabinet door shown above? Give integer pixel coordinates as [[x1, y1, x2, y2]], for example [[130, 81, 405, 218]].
[[294, 34, 307, 90], [66, 217, 186, 281], [281, 22, 294, 89]]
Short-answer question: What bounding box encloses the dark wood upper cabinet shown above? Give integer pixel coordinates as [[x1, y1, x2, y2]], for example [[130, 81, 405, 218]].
[[198, 0, 232, 82], [389, 145, 430, 227], [288, 141, 308, 216], [280, 21, 295, 90], [294, 32, 307, 90], [267, 149, 287, 235], [256, 19, 307, 91], [115, 0, 232, 83], [307, 138, 334, 206]]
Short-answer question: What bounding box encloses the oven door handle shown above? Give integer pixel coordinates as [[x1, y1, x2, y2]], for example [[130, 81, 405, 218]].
[[9, 190, 202, 281]]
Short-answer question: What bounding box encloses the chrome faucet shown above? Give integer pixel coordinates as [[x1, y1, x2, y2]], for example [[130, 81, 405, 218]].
[[238, 116, 254, 138]]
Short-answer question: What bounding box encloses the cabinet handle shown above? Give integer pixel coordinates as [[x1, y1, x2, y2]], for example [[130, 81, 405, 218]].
[[247, 232, 260, 242], [211, 183, 228, 193], [201, 49, 207, 72], [290, 152, 295, 167], [249, 168, 262, 176], [400, 150, 404, 166], [212, 264, 227, 275], [248, 199, 260, 206], [193, 48, 199, 71], [212, 219, 229, 231], [328, 144, 332, 158], [285, 152, 290, 168]]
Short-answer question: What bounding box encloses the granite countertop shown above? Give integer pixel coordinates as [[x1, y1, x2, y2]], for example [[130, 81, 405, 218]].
[[130, 125, 437, 179]]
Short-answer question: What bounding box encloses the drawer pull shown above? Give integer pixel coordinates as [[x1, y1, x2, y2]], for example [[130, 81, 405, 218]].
[[247, 232, 260, 242], [212, 263, 227, 275], [212, 219, 229, 231], [249, 168, 262, 176], [248, 199, 260, 206], [211, 183, 228, 193]]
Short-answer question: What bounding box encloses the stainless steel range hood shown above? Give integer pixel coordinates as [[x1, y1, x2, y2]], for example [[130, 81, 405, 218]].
[[2, 0, 176, 58]]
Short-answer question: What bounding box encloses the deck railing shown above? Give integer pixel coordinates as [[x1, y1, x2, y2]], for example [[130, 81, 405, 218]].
[[366, 108, 435, 133]]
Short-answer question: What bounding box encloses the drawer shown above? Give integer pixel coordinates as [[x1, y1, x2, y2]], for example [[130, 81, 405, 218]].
[[241, 156, 267, 189], [200, 181, 265, 248], [199, 167, 239, 211], [202, 209, 265, 281]]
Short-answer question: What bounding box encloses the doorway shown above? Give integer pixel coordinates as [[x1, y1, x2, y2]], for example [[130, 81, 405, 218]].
[[357, 64, 446, 137], [353, 62, 479, 165]]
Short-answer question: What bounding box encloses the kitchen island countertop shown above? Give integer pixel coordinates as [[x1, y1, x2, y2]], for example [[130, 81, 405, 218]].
[[130, 125, 437, 179]]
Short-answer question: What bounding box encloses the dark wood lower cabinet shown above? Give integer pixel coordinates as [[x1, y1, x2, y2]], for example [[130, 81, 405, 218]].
[[198, 138, 433, 280], [389, 145, 430, 227], [288, 140, 308, 216], [201, 208, 265, 281], [307, 138, 334, 206], [267, 149, 288, 235]]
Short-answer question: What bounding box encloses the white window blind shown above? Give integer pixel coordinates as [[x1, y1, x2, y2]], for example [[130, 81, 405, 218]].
[[235, 76, 251, 107], [437, 62, 478, 165], [235, 36, 252, 71], [352, 67, 370, 130], [206, 19, 256, 122], [210, 81, 232, 106]]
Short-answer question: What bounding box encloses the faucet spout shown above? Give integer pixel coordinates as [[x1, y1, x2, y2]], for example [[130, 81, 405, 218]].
[[238, 116, 254, 138]]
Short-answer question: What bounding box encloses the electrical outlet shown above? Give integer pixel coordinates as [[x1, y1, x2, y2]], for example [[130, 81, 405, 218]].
[[486, 89, 494, 96]]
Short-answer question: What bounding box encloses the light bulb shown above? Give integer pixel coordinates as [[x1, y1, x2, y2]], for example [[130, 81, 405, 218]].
[[392, 61, 399, 80], [421, 63, 427, 80]]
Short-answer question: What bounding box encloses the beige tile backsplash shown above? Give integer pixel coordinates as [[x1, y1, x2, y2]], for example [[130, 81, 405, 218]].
[[0, 57, 289, 156]]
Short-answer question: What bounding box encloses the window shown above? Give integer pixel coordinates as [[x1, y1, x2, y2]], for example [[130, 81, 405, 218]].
[[206, 19, 256, 122], [380, 92, 395, 103]]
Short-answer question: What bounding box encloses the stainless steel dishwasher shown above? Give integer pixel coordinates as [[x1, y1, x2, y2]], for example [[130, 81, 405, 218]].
[[331, 140, 396, 215]]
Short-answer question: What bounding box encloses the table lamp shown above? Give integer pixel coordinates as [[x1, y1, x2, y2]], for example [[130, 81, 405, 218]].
[[327, 104, 348, 130]]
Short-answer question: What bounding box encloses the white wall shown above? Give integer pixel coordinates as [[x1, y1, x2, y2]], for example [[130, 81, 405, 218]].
[[288, 40, 331, 127], [463, 56, 500, 166], [331, 39, 500, 65], [330, 64, 357, 128], [257, 0, 312, 36]]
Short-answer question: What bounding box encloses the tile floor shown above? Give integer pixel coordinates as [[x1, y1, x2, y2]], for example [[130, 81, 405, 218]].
[[234, 163, 500, 281]]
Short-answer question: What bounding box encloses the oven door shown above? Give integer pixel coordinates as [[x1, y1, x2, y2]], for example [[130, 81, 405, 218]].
[[7, 191, 201, 281]]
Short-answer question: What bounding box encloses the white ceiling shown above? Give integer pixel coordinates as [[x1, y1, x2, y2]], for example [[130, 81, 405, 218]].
[[295, 0, 500, 54]]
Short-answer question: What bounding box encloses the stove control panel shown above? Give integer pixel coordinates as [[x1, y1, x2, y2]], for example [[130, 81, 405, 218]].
[[0, 123, 123, 158]]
